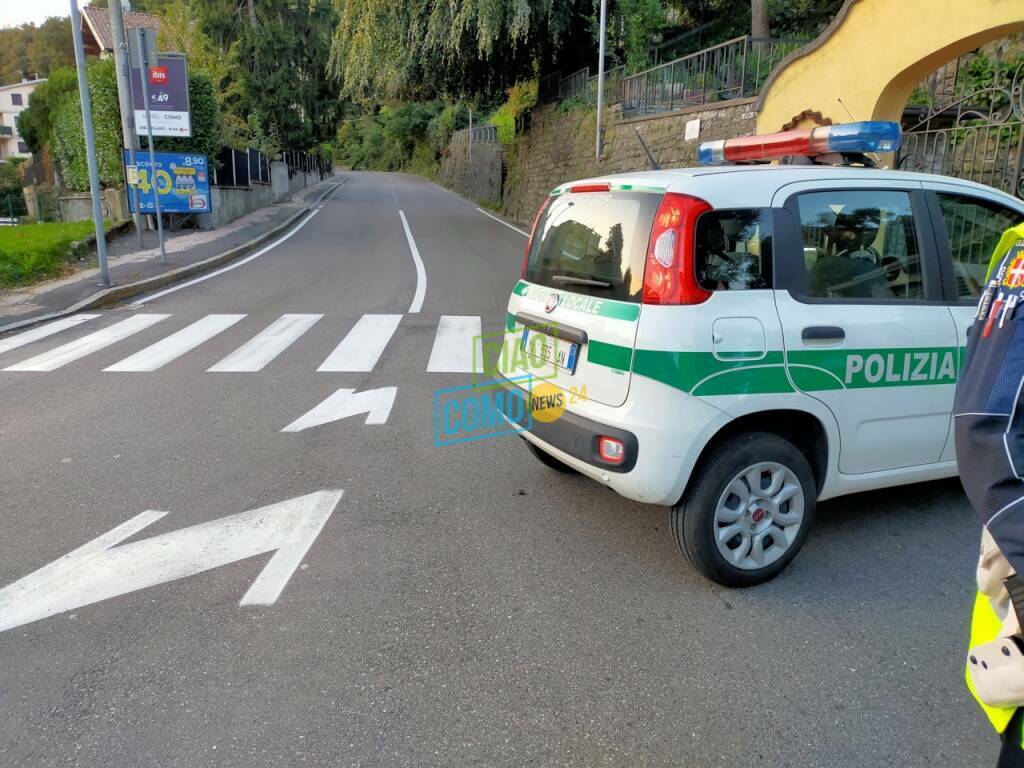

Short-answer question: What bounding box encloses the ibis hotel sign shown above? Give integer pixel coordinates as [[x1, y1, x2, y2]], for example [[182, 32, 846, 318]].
[[131, 55, 191, 137]]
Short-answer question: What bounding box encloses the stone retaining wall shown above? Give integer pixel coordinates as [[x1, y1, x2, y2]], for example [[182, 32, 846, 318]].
[[501, 98, 757, 224]]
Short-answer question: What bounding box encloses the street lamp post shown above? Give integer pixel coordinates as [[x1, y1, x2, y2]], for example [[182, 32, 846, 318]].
[[134, 27, 167, 264], [595, 0, 608, 161], [69, 0, 111, 287], [109, 0, 145, 249]]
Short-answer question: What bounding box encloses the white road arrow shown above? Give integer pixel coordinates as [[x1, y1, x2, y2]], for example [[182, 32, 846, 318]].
[[0, 489, 343, 634], [282, 387, 396, 432]]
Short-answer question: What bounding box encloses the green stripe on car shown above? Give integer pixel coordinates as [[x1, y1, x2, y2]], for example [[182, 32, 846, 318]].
[[511, 281, 641, 321], [583, 343, 964, 395]]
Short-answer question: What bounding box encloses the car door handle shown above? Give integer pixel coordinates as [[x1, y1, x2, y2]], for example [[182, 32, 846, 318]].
[[802, 325, 845, 342]]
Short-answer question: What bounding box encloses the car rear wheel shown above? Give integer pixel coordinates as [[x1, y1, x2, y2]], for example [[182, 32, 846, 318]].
[[672, 432, 815, 587], [524, 439, 579, 474]]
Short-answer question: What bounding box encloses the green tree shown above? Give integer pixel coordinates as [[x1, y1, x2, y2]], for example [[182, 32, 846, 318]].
[[190, 0, 339, 151], [0, 18, 75, 84], [16, 67, 78, 154], [27, 18, 76, 78], [329, 0, 591, 101]]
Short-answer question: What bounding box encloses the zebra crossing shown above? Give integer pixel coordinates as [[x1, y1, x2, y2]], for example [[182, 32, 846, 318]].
[[0, 312, 495, 375]]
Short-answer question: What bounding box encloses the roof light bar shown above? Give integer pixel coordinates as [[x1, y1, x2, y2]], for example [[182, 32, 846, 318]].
[[697, 121, 902, 165]]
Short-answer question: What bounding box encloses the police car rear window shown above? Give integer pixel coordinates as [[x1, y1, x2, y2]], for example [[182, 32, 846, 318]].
[[524, 191, 660, 302]]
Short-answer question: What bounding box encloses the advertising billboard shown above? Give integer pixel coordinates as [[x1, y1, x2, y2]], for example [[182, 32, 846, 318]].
[[131, 56, 191, 138], [125, 151, 211, 214]]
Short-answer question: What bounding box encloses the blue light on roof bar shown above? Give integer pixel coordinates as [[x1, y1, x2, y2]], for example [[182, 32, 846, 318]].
[[825, 121, 902, 154]]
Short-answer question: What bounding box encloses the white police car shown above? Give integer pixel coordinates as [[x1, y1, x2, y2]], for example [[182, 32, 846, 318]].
[[498, 121, 1024, 587]]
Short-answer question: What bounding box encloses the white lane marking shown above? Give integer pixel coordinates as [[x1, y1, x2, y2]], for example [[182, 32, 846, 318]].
[[0, 314, 100, 357], [4, 314, 170, 371], [0, 490, 343, 632], [318, 313, 402, 372], [282, 387, 396, 432], [387, 176, 400, 207], [209, 314, 323, 372], [128, 208, 321, 307], [105, 314, 245, 372], [427, 315, 483, 373], [475, 207, 528, 237], [398, 210, 426, 314]]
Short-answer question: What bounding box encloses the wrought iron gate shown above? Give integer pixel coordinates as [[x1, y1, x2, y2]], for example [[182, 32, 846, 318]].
[[898, 51, 1023, 200]]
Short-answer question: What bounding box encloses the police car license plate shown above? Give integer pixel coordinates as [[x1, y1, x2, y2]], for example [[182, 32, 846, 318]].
[[521, 328, 578, 373]]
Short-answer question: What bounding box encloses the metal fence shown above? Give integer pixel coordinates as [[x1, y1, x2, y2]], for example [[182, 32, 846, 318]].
[[211, 147, 328, 187], [283, 149, 329, 177], [898, 49, 1024, 200], [558, 67, 591, 102], [451, 125, 500, 144], [0, 191, 27, 221], [587, 66, 626, 106], [539, 35, 802, 116], [620, 36, 803, 116], [212, 147, 271, 187]]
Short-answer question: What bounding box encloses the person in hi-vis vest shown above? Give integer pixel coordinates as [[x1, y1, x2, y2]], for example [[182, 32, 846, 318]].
[[955, 221, 1024, 768]]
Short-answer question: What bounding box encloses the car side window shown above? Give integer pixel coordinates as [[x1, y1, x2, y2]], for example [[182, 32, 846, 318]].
[[694, 209, 773, 290], [936, 193, 1020, 300], [795, 190, 924, 301]]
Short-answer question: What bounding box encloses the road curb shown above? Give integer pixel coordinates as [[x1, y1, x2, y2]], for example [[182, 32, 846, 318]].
[[0, 179, 344, 336]]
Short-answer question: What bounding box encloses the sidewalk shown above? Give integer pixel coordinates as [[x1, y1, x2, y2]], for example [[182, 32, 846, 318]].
[[0, 176, 343, 330]]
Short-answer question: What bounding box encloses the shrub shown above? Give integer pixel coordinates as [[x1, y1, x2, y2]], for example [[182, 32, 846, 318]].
[[50, 58, 122, 191]]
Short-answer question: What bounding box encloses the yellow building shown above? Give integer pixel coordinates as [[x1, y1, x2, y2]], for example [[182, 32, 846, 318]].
[[757, 0, 1024, 133]]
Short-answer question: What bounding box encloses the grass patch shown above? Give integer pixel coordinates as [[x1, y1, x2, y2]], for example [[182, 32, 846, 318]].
[[0, 220, 107, 287]]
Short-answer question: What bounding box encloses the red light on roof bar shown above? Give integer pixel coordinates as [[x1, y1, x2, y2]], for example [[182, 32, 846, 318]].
[[569, 182, 611, 193], [721, 129, 817, 162]]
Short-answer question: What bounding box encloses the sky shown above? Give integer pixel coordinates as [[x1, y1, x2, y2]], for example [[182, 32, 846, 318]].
[[0, 0, 90, 29]]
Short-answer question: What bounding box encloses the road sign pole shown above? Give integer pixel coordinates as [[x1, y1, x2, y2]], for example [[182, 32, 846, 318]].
[[109, 0, 144, 249], [135, 27, 167, 264], [596, 0, 607, 161], [69, 0, 111, 287]]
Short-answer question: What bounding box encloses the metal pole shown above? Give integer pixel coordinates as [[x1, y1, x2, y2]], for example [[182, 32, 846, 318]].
[[109, 0, 144, 248], [596, 0, 607, 161], [468, 108, 473, 164], [136, 28, 166, 264], [69, 0, 111, 287]]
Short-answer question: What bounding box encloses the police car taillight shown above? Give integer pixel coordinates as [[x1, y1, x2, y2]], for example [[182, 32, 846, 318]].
[[598, 436, 625, 465], [697, 121, 902, 165], [642, 193, 712, 305], [522, 197, 550, 278]]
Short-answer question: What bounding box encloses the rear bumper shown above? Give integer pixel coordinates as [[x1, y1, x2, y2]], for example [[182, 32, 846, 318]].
[[499, 381, 638, 472], [500, 374, 730, 506]]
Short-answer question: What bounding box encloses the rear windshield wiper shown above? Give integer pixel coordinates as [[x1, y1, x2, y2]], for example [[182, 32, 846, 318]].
[[551, 274, 613, 288]]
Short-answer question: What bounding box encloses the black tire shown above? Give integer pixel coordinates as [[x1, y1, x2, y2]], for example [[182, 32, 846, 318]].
[[671, 431, 816, 587], [524, 438, 578, 474]]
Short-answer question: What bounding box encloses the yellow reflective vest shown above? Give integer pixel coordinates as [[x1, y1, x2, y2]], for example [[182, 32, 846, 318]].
[[969, 220, 1024, 744], [985, 222, 1024, 280], [966, 592, 1018, 736]]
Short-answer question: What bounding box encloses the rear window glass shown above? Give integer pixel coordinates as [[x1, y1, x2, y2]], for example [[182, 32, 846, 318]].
[[524, 190, 661, 302], [695, 209, 773, 290]]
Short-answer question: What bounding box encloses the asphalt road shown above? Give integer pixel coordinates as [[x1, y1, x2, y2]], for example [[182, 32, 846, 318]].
[[0, 172, 993, 767]]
